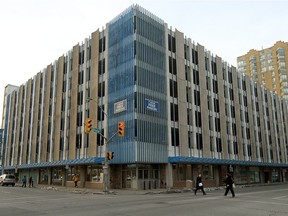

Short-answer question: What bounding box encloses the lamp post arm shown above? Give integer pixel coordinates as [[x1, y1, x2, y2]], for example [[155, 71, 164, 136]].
[[87, 97, 108, 117], [106, 131, 119, 144]]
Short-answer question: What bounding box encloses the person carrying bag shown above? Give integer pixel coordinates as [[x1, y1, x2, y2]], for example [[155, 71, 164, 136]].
[[194, 173, 206, 195], [224, 173, 235, 197]]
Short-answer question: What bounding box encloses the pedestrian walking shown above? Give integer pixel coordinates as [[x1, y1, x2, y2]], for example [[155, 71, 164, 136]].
[[194, 173, 206, 195], [29, 176, 33, 188], [22, 176, 27, 188], [224, 173, 235, 197], [72, 174, 79, 188]]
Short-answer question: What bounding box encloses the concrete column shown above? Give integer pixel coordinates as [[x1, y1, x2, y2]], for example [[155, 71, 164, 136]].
[[166, 163, 173, 189], [62, 168, 66, 187], [186, 165, 192, 180], [48, 168, 52, 185], [282, 170, 286, 182], [79, 166, 86, 188]]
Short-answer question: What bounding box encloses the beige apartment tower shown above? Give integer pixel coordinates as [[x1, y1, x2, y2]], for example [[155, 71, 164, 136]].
[[237, 41, 288, 98]]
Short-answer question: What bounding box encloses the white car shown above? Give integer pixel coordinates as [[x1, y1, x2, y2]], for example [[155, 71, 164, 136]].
[[0, 174, 16, 186]]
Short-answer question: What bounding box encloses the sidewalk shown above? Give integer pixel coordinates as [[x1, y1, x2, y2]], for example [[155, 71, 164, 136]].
[[17, 181, 288, 195], [36, 185, 171, 195]]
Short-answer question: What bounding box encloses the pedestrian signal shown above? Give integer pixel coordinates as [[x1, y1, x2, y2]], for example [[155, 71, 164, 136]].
[[107, 152, 114, 160]]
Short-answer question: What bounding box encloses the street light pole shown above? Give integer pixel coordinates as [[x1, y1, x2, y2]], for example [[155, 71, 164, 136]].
[[86, 97, 109, 193]]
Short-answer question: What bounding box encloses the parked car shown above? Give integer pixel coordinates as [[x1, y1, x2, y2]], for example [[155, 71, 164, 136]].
[[0, 174, 16, 186]]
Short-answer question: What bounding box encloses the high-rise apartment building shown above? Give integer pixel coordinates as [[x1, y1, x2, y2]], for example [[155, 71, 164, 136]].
[[237, 41, 288, 98], [1, 5, 288, 190]]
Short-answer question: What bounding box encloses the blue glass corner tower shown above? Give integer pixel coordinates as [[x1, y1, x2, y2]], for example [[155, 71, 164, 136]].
[[107, 6, 168, 164]]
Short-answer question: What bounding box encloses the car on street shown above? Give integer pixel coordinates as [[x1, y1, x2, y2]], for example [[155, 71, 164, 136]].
[[0, 174, 16, 186]]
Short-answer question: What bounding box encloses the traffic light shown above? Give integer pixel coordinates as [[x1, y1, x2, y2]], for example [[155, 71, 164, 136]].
[[85, 118, 92, 134], [107, 152, 114, 160], [118, 122, 125, 136]]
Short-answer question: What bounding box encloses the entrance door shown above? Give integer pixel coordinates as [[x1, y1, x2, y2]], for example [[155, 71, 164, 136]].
[[264, 172, 270, 183], [122, 168, 136, 189]]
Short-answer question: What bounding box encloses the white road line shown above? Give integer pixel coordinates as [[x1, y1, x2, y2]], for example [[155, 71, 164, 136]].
[[272, 196, 288, 200], [237, 188, 288, 196], [0, 191, 11, 193], [250, 200, 288, 206], [167, 196, 221, 204]]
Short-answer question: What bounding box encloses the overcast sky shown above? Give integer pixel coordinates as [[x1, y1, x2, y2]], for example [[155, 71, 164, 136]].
[[0, 0, 287, 123]]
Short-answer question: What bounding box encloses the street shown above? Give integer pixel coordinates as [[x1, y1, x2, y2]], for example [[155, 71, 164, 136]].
[[0, 184, 288, 216]]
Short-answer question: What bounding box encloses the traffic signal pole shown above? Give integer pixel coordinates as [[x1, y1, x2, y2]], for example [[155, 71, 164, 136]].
[[101, 130, 118, 194], [86, 97, 123, 194]]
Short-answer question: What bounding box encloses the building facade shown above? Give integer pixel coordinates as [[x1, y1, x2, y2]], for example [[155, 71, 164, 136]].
[[237, 41, 288, 99], [1, 5, 288, 190]]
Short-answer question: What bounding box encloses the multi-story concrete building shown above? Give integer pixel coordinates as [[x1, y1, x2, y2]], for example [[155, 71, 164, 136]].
[[1, 84, 19, 173], [1, 5, 288, 190], [237, 41, 288, 99]]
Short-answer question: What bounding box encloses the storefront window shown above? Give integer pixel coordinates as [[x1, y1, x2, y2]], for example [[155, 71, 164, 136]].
[[235, 166, 248, 184], [39, 168, 48, 184], [67, 166, 80, 181], [172, 164, 193, 181], [249, 171, 260, 183], [52, 168, 63, 185], [86, 165, 103, 182], [202, 165, 214, 180], [272, 171, 280, 182]]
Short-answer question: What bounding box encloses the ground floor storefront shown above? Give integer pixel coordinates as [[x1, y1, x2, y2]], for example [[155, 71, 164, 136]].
[[170, 163, 286, 189], [4, 161, 287, 190]]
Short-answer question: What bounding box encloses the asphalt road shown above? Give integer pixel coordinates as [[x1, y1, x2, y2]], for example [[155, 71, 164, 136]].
[[0, 184, 288, 216]]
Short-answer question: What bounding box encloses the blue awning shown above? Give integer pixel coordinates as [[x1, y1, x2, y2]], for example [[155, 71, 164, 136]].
[[168, 156, 288, 168], [2, 157, 104, 170]]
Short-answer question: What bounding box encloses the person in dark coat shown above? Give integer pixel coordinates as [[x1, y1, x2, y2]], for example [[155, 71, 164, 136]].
[[22, 176, 27, 188], [29, 176, 33, 188], [224, 173, 235, 197], [194, 173, 206, 195]]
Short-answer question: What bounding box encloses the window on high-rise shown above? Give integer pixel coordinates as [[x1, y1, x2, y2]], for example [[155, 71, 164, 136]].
[[99, 37, 106, 53], [216, 137, 222, 152], [168, 34, 176, 52], [213, 80, 218, 93], [169, 80, 178, 97], [205, 57, 209, 71], [214, 98, 219, 113], [196, 133, 203, 149], [195, 111, 202, 127], [192, 49, 198, 65], [193, 69, 199, 85], [215, 117, 220, 132], [170, 103, 179, 121], [171, 128, 179, 146], [194, 90, 200, 106], [169, 57, 177, 75], [279, 62, 286, 67], [261, 67, 267, 73], [280, 75, 287, 81], [228, 71, 233, 84]]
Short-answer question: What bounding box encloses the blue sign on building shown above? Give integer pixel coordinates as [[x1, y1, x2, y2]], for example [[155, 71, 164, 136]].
[[145, 99, 159, 112]]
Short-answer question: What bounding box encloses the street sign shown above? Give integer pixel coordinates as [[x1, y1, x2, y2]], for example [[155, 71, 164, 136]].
[[93, 128, 101, 134], [145, 98, 159, 112]]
